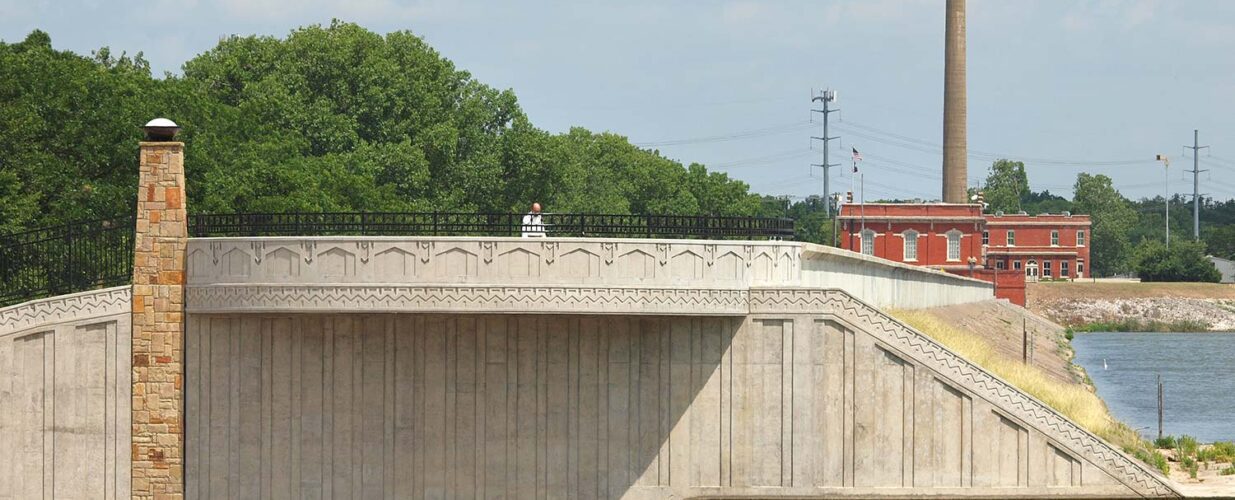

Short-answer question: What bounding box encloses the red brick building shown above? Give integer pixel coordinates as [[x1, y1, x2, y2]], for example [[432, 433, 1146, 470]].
[[837, 203, 1091, 306], [837, 203, 986, 269], [983, 212, 1091, 281]]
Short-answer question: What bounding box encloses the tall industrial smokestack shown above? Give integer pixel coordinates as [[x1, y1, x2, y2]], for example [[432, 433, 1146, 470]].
[[943, 0, 967, 203]]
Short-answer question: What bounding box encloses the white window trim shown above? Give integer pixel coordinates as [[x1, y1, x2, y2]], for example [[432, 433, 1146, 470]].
[[1077, 230, 1086, 247], [860, 229, 877, 256], [1061, 260, 1070, 277], [981, 230, 989, 246], [1006, 230, 1016, 247], [902, 230, 919, 261], [1051, 230, 1060, 247], [1043, 260, 1053, 277], [944, 229, 963, 262]]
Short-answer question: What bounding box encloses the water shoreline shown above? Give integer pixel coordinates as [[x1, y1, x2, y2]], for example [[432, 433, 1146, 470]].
[[1069, 322, 1235, 334]]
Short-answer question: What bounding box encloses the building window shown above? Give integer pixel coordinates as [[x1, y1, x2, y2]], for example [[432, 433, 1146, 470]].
[[982, 230, 989, 245], [1077, 230, 1086, 247], [1043, 260, 1053, 277], [1051, 230, 1059, 246], [1014, 260, 1023, 271], [903, 230, 918, 261], [1077, 261, 1085, 277], [1026, 259, 1038, 277], [1061, 260, 1070, 277], [946, 230, 961, 261], [861, 229, 875, 256], [996, 260, 1006, 270], [1007, 230, 1016, 246]]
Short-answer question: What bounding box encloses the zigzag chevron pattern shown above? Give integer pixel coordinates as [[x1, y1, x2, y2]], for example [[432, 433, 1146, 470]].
[[0, 286, 131, 337], [749, 288, 1178, 498], [186, 285, 750, 315]]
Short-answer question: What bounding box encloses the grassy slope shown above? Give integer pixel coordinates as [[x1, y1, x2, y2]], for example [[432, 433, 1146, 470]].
[[889, 304, 1160, 471]]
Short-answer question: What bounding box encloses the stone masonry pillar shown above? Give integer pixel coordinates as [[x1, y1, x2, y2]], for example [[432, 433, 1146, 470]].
[[132, 119, 187, 499]]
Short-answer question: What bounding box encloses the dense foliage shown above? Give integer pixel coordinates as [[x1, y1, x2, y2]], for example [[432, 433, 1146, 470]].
[[1131, 239, 1221, 283], [0, 22, 764, 235]]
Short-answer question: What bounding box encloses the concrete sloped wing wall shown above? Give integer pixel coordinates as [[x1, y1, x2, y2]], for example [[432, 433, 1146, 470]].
[[750, 287, 1178, 497], [0, 286, 133, 499]]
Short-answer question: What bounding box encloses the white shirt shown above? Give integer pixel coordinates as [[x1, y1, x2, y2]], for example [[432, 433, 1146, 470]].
[[521, 212, 545, 238]]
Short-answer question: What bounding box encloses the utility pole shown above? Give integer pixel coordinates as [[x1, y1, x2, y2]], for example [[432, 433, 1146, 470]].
[[1185, 129, 1209, 239], [811, 89, 840, 217], [1156, 154, 1170, 245]]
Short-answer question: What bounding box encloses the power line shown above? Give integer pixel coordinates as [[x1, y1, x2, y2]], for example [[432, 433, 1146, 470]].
[[836, 119, 1155, 167], [711, 148, 815, 169], [633, 120, 815, 147]]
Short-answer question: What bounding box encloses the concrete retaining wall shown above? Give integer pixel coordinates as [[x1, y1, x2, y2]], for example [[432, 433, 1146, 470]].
[[183, 292, 1172, 498], [800, 243, 993, 309], [0, 286, 133, 499]]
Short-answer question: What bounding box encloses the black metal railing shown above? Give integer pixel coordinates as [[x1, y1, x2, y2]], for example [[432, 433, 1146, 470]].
[[0, 216, 136, 307], [189, 212, 796, 240]]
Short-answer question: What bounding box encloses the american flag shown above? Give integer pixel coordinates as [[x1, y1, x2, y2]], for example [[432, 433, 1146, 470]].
[[851, 147, 862, 172]]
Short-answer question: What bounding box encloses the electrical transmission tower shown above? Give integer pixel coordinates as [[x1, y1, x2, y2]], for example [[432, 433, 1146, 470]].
[[811, 89, 840, 217], [1185, 129, 1209, 239]]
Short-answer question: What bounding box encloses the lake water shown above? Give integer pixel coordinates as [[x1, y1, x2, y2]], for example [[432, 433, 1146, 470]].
[[1072, 332, 1235, 443]]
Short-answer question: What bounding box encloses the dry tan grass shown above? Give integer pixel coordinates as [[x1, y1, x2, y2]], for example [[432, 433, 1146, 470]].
[[889, 309, 1143, 452], [1028, 281, 1235, 303]]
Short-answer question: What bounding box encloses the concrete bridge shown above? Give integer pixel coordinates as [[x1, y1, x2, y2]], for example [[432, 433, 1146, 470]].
[[0, 140, 1178, 498]]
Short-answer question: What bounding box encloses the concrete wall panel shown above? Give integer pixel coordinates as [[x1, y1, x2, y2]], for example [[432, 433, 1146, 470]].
[[0, 287, 131, 500], [185, 308, 1161, 498]]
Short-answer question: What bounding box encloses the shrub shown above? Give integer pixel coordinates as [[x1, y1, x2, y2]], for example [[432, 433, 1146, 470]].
[[1179, 435, 1200, 457], [1154, 435, 1176, 450], [1133, 239, 1222, 283], [1222, 466, 1235, 476], [1212, 441, 1235, 460]]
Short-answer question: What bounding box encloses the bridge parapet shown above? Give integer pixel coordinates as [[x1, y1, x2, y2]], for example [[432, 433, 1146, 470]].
[[186, 236, 993, 315]]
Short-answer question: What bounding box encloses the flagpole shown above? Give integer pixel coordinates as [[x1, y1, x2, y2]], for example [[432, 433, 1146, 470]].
[[860, 171, 866, 238]]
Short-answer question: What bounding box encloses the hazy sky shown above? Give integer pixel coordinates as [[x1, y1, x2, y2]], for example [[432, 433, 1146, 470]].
[[4, 0, 1235, 202]]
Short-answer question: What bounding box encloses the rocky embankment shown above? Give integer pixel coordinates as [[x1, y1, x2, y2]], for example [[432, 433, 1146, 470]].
[[1026, 282, 1235, 331]]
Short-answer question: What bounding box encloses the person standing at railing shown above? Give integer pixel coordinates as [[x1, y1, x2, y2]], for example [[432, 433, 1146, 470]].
[[521, 202, 545, 238]]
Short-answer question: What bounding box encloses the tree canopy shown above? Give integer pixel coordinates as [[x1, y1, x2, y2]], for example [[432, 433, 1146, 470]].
[[980, 159, 1028, 214], [0, 22, 764, 234], [1132, 239, 1221, 283]]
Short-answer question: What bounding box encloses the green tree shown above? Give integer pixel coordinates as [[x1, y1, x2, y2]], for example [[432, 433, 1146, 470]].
[[1132, 239, 1221, 282], [0, 22, 767, 235], [1203, 225, 1235, 260], [1021, 190, 1073, 215], [0, 169, 38, 235], [981, 159, 1028, 213], [1072, 173, 1137, 275]]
